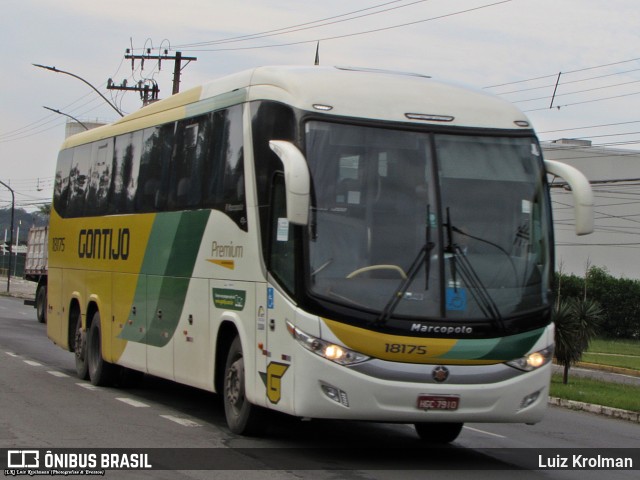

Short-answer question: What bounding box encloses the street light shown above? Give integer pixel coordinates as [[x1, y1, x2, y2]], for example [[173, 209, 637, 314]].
[[0, 180, 15, 293], [33, 63, 124, 117], [43, 106, 89, 131]]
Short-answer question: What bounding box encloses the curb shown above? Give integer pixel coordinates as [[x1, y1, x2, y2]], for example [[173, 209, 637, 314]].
[[549, 397, 639, 423], [574, 361, 640, 378]]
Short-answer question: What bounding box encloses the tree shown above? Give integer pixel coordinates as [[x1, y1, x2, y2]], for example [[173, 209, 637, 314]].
[[553, 298, 603, 384]]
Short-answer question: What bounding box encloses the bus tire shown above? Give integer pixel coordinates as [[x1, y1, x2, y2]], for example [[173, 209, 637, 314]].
[[73, 308, 89, 380], [414, 422, 463, 444], [36, 284, 47, 324], [223, 336, 266, 436], [87, 311, 117, 387]]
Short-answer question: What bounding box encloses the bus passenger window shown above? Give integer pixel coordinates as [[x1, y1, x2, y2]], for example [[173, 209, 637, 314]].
[[136, 124, 173, 212], [169, 115, 210, 210], [112, 131, 143, 214], [203, 105, 246, 229], [66, 143, 92, 217], [220, 105, 245, 228], [85, 140, 113, 216], [53, 149, 73, 217]]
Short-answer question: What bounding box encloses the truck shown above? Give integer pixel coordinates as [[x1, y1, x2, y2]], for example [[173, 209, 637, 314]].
[[24, 226, 48, 323]]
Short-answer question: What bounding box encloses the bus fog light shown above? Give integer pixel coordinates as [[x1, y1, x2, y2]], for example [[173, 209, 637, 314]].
[[320, 382, 349, 407], [520, 389, 541, 410]]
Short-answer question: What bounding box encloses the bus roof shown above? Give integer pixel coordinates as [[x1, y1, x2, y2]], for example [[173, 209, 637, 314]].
[[62, 66, 532, 148]]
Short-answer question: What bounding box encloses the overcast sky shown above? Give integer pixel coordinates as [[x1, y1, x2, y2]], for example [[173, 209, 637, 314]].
[[2, 0, 640, 213]]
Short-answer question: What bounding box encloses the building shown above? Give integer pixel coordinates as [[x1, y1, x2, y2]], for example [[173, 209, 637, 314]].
[[543, 139, 640, 279]]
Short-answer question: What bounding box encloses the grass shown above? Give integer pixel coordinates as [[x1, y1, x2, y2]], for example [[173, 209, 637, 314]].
[[580, 337, 640, 370], [588, 338, 640, 356], [550, 373, 640, 412], [550, 337, 640, 412], [581, 352, 640, 370]]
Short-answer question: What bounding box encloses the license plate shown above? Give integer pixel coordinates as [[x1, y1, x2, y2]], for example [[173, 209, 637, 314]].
[[417, 395, 460, 411]]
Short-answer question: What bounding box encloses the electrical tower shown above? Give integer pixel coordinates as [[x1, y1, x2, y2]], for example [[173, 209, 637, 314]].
[[124, 49, 197, 95], [107, 78, 160, 105], [107, 46, 197, 108]]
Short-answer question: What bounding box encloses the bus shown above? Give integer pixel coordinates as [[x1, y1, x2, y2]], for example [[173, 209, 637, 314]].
[[46, 66, 593, 443]]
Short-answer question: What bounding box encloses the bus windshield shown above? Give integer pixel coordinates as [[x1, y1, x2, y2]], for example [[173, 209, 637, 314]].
[[305, 121, 552, 321]]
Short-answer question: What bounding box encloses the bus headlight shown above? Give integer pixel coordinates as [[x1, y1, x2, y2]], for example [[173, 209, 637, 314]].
[[286, 321, 369, 365], [505, 346, 554, 372]]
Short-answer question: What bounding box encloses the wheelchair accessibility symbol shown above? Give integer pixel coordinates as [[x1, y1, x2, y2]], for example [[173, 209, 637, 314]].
[[446, 287, 467, 311]]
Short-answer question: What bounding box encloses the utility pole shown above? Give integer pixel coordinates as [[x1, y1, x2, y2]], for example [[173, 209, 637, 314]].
[[0, 180, 15, 293], [124, 49, 197, 95], [106, 79, 160, 106]]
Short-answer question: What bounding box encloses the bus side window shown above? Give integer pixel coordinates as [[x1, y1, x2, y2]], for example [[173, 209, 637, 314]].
[[112, 131, 143, 214], [268, 174, 296, 295], [169, 115, 209, 210], [251, 101, 296, 258], [136, 124, 174, 212], [220, 105, 246, 229], [85, 140, 113, 216], [53, 149, 73, 217], [66, 144, 92, 217], [202, 105, 246, 229]]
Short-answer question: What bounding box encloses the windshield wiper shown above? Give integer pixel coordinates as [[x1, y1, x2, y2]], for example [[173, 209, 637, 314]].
[[374, 241, 435, 327], [444, 208, 505, 332], [374, 205, 435, 327]]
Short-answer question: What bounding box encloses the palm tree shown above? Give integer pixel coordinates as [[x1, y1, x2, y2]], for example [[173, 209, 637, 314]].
[[553, 298, 603, 384]]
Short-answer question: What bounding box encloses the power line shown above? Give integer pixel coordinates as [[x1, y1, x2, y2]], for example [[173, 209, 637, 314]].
[[484, 56, 640, 89], [174, 0, 426, 49], [177, 1, 513, 52], [539, 119, 640, 134], [512, 79, 640, 105], [523, 90, 640, 113], [491, 67, 640, 96]]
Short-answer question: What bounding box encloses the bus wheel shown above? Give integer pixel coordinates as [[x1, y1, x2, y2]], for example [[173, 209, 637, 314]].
[[73, 309, 89, 380], [414, 422, 463, 444], [223, 336, 266, 436], [36, 284, 47, 324], [87, 311, 117, 387]]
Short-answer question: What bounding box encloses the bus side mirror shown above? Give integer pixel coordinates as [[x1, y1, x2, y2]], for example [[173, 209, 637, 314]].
[[544, 160, 594, 236], [269, 140, 311, 226]]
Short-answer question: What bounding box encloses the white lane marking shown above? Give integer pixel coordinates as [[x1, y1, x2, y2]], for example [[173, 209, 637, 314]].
[[463, 426, 506, 438], [48, 371, 70, 378], [24, 360, 42, 367], [77, 383, 99, 391], [116, 397, 150, 408], [5, 352, 18, 357], [160, 415, 202, 427]]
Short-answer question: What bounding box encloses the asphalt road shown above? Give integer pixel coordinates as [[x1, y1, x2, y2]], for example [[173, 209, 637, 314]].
[[0, 295, 638, 479]]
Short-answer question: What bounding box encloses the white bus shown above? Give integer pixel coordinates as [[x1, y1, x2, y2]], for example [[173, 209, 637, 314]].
[[46, 66, 593, 443]]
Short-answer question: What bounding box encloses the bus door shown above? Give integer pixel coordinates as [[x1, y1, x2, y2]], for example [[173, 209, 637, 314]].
[[259, 173, 296, 412]]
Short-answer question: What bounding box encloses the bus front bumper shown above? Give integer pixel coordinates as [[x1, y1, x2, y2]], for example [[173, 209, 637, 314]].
[[290, 347, 551, 424]]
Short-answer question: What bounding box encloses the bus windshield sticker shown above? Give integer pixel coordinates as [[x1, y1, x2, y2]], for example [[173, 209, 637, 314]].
[[446, 287, 467, 311], [277, 218, 289, 242]]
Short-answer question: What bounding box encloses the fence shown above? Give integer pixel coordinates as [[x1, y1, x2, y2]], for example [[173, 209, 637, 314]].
[[0, 253, 26, 277]]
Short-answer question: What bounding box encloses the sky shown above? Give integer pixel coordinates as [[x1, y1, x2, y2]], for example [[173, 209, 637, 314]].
[[2, 0, 640, 274]]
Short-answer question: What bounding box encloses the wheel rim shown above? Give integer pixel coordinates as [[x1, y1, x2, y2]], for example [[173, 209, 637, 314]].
[[225, 357, 245, 414]]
